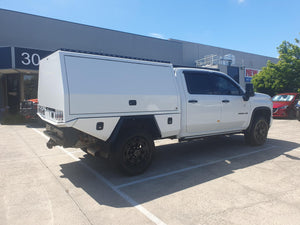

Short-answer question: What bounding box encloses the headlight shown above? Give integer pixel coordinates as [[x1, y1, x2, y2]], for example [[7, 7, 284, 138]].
[[278, 105, 288, 110]]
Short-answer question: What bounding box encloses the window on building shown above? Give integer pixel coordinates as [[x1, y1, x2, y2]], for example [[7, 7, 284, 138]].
[[7, 74, 20, 113], [23, 74, 38, 100]]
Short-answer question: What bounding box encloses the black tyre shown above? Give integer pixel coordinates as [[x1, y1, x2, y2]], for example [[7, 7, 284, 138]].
[[287, 109, 296, 119], [113, 130, 154, 175], [244, 117, 269, 146]]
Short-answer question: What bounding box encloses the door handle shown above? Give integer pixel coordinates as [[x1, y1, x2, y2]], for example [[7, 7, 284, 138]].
[[188, 100, 198, 103], [222, 100, 230, 103]]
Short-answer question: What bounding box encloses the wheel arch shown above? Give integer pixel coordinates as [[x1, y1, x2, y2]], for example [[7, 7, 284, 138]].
[[107, 115, 161, 145], [247, 107, 272, 130]]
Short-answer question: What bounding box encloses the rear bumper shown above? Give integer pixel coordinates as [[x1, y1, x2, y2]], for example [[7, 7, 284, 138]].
[[37, 113, 76, 127], [20, 108, 37, 119], [44, 123, 111, 158], [44, 123, 79, 148]]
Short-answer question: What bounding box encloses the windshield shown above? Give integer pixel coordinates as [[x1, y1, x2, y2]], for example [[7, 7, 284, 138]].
[[272, 94, 295, 102]]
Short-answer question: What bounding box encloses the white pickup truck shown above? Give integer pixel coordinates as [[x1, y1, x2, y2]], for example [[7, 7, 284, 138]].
[[38, 50, 272, 175]]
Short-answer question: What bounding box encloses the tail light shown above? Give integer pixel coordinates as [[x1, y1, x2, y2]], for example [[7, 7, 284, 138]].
[[55, 110, 64, 122], [38, 106, 63, 122]]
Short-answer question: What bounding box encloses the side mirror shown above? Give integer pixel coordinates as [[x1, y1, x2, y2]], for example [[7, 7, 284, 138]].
[[243, 83, 255, 101]]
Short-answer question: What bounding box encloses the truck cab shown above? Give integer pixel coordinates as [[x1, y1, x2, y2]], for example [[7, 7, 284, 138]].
[[175, 68, 251, 138]]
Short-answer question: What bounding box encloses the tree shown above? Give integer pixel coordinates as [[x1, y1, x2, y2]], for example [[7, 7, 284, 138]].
[[252, 35, 300, 96]]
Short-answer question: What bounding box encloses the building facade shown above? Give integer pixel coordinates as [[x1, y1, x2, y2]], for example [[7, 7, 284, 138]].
[[0, 9, 278, 113]]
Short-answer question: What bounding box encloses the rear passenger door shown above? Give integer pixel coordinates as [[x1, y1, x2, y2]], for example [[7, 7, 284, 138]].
[[184, 71, 222, 134]]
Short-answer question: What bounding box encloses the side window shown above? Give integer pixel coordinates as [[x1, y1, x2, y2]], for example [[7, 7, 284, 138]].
[[184, 72, 212, 95], [212, 74, 242, 95]]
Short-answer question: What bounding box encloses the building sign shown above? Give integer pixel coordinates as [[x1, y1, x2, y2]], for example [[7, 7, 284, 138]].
[[245, 68, 259, 83], [0, 47, 12, 69], [0, 47, 52, 71], [15, 47, 52, 70]]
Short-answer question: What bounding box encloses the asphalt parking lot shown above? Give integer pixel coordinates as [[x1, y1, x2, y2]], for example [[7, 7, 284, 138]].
[[1, 119, 300, 225]]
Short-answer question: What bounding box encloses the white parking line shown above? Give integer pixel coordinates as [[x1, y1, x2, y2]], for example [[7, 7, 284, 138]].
[[32, 128, 166, 225], [32, 127, 275, 225], [116, 145, 275, 189]]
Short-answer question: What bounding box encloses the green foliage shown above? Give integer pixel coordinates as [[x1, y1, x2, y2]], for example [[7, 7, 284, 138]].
[[252, 35, 300, 96]]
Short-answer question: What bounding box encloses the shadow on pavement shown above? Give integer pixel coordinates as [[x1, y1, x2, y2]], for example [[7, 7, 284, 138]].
[[59, 135, 299, 208], [25, 120, 46, 128]]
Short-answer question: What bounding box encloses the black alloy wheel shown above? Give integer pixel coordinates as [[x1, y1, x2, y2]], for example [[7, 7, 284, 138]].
[[114, 130, 154, 175], [253, 119, 268, 145], [245, 117, 269, 146], [122, 136, 151, 168]]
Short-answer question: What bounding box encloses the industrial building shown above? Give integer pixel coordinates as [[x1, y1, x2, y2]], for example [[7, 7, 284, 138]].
[[0, 9, 278, 113]]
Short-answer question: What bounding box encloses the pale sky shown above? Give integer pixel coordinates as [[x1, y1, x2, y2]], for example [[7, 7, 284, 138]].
[[1, 0, 299, 57]]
